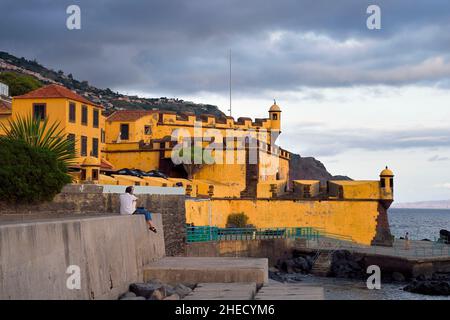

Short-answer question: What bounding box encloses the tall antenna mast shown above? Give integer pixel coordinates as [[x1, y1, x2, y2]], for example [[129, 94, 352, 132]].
[[228, 49, 232, 117]]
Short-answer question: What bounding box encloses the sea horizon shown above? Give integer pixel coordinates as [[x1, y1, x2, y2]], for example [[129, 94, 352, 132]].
[[389, 208, 450, 241]]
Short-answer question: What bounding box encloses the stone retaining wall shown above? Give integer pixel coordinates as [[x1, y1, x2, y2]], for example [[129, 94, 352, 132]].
[[0, 184, 187, 256]]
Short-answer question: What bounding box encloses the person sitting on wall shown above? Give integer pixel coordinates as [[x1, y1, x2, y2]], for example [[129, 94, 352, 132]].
[[120, 186, 157, 233]]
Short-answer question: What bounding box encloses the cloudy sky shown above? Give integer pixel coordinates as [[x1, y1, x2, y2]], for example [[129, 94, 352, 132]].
[[1, 0, 450, 202]]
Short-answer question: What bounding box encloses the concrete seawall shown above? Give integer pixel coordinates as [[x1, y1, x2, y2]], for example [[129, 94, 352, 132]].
[[0, 184, 187, 256], [0, 214, 164, 300]]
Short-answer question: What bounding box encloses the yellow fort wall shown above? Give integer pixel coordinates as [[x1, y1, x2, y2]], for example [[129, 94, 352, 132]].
[[105, 148, 161, 171], [329, 181, 382, 199], [185, 199, 381, 245]]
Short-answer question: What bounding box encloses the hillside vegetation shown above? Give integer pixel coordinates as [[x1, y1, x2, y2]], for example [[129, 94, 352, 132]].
[[0, 51, 226, 118], [0, 71, 42, 96]]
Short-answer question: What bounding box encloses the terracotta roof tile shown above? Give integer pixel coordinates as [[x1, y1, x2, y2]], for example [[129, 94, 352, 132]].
[[14, 84, 103, 108], [100, 158, 114, 170], [107, 110, 157, 122]]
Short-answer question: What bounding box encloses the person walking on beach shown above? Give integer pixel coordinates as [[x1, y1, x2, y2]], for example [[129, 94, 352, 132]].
[[120, 186, 157, 233], [404, 232, 410, 250]]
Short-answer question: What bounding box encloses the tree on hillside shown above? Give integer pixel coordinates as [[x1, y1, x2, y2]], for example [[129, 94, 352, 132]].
[[0, 72, 42, 96], [0, 116, 76, 203]]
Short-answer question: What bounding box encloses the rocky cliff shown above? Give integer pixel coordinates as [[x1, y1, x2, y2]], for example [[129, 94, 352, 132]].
[[289, 154, 351, 184]]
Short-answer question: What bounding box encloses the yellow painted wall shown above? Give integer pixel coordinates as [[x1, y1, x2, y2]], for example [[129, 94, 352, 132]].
[[191, 179, 242, 198], [194, 162, 246, 191], [105, 148, 161, 171], [11, 97, 104, 165], [293, 180, 321, 197], [0, 114, 11, 135], [185, 199, 381, 245], [256, 180, 287, 198], [142, 176, 173, 187], [328, 181, 382, 199], [105, 113, 159, 143], [269, 110, 281, 131]]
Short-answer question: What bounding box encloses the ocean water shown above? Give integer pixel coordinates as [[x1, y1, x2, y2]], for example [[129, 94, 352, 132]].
[[388, 208, 450, 241], [300, 208, 450, 300], [298, 275, 450, 300]]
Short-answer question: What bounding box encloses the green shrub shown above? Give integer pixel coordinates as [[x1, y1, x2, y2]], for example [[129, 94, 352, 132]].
[[0, 72, 42, 96], [226, 212, 249, 228], [0, 139, 72, 203]]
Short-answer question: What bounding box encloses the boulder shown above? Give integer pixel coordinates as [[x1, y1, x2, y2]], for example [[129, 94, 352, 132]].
[[163, 293, 181, 300], [292, 257, 310, 272], [432, 273, 450, 281], [182, 283, 197, 290], [330, 250, 364, 279], [416, 274, 432, 281], [120, 296, 146, 300], [404, 280, 450, 296], [278, 256, 312, 274], [268, 267, 279, 273], [392, 272, 406, 282], [281, 259, 296, 274], [174, 284, 192, 298], [305, 255, 314, 269], [129, 283, 163, 299], [269, 270, 303, 283], [148, 289, 164, 300], [439, 229, 450, 244], [119, 291, 136, 299], [269, 270, 287, 283], [161, 284, 175, 297]]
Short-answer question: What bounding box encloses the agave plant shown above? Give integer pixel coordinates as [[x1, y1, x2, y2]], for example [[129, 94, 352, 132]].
[[0, 115, 76, 168]]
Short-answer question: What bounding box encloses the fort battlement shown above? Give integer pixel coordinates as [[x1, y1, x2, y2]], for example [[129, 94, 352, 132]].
[[157, 111, 274, 131]]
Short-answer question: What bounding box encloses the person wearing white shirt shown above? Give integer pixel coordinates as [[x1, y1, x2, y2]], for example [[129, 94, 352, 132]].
[[120, 186, 157, 232]]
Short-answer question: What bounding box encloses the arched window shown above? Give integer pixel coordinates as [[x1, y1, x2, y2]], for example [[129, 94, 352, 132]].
[[272, 113, 278, 120]]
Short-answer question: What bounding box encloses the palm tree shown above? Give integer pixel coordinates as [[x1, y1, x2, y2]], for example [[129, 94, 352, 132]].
[[0, 115, 76, 168]]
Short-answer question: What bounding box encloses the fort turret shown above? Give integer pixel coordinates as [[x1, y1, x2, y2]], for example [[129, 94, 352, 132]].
[[268, 100, 281, 133], [380, 166, 394, 200]]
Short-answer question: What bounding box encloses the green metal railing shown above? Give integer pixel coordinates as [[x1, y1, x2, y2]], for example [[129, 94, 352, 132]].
[[186, 226, 321, 243], [312, 227, 354, 242]]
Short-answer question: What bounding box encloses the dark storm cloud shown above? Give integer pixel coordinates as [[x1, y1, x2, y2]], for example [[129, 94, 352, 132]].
[[1, 0, 450, 94], [282, 124, 450, 157]]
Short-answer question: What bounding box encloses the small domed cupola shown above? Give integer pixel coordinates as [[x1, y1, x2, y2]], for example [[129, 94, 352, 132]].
[[269, 100, 281, 112], [80, 156, 101, 182], [380, 166, 394, 177], [379, 166, 394, 198], [269, 99, 281, 131]]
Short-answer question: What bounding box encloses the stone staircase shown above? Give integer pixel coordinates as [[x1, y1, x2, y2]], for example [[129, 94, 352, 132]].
[[310, 252, 332, 277]]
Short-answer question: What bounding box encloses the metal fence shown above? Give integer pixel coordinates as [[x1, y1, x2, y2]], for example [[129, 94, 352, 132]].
[[186, 226, 321, 243]]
